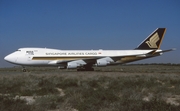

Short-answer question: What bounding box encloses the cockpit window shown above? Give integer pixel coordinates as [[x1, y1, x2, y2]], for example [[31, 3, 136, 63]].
[[17, 50, 21, 51], [26, 51, 34, 55]]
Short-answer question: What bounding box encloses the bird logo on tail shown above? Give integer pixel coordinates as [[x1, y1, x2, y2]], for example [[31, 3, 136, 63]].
[[145, 32, 160, 48]]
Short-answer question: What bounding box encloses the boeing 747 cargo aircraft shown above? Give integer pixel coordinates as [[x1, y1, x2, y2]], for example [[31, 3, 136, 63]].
[[4, 28, 175, 71]]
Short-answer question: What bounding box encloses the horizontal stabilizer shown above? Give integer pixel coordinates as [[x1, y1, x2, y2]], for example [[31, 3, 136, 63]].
[[159, 48, 176, 53]]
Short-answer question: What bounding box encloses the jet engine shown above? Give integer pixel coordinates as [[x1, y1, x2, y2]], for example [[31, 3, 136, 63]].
[[67, 62, 79, 69], [96, 59, 108, 67]]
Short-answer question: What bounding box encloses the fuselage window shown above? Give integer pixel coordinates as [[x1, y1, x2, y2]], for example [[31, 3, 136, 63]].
[[26, 51, 34, 55]]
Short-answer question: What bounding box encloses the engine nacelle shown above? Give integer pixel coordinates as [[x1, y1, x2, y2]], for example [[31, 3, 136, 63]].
[[67, 62, 78, 69], [96, 59, 108, 67]]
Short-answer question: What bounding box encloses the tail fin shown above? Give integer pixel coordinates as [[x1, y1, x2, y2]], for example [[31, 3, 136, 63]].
[[136, 28, 166, 50]]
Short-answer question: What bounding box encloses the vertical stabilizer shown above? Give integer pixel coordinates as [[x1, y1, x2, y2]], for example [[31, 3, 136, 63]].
[[136, 28, 166, 50]]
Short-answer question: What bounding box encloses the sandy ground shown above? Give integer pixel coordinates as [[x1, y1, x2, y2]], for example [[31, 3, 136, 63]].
[[0, 64, 180, 110]]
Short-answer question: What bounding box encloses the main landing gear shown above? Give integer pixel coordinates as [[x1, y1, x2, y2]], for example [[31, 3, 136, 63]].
[[77, 67, 94, 71]]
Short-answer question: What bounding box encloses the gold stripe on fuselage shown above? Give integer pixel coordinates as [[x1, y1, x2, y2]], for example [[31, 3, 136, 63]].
[[32, 56, 94, 60]]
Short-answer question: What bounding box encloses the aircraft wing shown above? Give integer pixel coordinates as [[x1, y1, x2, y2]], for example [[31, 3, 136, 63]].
[[49, 57, 101, 66], [48, 60, 71, 65]]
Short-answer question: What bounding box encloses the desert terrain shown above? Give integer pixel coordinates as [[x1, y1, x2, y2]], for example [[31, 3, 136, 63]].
[[0, 64, 180, 111]]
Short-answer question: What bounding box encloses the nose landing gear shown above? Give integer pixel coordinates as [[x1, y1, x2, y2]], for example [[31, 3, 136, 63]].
[[22, 67, 27, 72]]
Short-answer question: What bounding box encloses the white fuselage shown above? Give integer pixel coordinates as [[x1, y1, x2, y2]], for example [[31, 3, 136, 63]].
[[4, 28, 174, 71], [4, 48, 161, 67]]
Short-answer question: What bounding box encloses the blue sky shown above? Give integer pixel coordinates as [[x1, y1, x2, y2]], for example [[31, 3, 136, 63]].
[[0, 0, 180, 67]]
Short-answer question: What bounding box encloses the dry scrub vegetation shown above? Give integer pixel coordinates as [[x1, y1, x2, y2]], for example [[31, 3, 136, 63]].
[[0, 64, 180, 111]]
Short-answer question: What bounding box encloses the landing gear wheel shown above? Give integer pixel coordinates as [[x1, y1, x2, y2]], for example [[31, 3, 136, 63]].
[[77, 68, 85, 71], [77, 67, 94, 71], [22, 68, 27, 72], [86, 68, 94, 71]]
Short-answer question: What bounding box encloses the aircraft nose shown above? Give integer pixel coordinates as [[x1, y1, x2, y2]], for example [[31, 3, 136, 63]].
[[4, 54, 15, 63], [4, 55, 11, 62]]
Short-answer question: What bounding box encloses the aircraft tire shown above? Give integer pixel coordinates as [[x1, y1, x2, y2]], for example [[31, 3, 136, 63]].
[[22, 69, 27, 72], [85, 67, 94, 71], [77, 67, 94, 71]]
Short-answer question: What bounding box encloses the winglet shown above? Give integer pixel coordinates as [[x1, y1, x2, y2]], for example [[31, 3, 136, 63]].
[[136, 28, 166, 50]]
